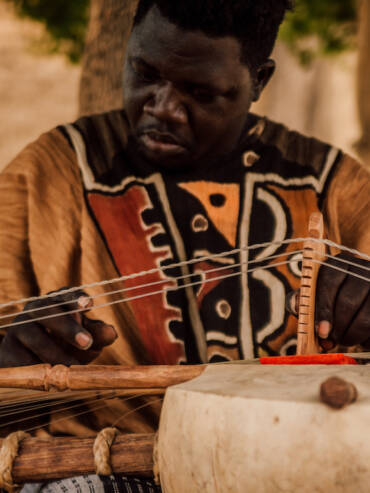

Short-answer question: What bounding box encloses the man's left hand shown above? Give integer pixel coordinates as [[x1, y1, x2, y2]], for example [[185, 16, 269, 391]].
[[315, 253, 370, 350]]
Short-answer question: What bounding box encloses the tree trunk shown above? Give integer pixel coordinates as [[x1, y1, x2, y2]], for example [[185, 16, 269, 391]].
[[356, 0, 370, 163], [78, 0, 139, 116]]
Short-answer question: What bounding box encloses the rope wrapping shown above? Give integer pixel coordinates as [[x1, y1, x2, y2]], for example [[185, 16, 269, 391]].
[[0, 430, 29, 492], [153, 432, 160, 485], [93, 427, 118, 476]]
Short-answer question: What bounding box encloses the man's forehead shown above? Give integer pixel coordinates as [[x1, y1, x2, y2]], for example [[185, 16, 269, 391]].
[[129, 6, 245, 84]]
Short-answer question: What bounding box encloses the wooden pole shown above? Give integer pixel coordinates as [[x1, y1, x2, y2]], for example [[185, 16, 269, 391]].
[[296, 212, 325, 355], [0, 364, 205, 391], [355, 0, 370, 165], [78, 0, 139, 115], [0, 433, 155, 483]]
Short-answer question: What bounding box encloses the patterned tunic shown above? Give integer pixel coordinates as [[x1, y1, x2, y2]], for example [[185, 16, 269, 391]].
[[0, 109, 369, 434], [64, 111, 349, 363]]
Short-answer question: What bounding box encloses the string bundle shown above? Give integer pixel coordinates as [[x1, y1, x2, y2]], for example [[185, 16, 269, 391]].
[[0, 237, 368, 330], [0, 235, 368, 490]]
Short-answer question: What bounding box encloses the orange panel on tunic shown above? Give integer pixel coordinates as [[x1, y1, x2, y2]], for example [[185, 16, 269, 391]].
[[88, 186, 185, 364]]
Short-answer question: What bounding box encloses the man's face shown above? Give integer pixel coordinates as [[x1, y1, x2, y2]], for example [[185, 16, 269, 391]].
[[123, 6, 263, 169]]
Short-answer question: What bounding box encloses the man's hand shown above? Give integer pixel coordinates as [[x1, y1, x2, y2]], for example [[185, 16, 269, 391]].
[[0, 289, 117, 368], [315, 253, 370, 350]]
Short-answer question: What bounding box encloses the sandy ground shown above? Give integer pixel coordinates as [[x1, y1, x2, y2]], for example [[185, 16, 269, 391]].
[[0, 2, 80, 170]]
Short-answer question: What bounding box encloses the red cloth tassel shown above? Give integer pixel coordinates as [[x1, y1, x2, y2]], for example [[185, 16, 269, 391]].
[[259, 353, 358, 365]]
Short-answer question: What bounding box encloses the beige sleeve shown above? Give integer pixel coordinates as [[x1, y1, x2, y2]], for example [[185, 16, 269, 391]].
[[324, 155, 370, 256], [0, 129, 83, 336], [0, 157, 39, 334]]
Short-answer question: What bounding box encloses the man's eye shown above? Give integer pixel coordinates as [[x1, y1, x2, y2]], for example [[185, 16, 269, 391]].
[[131, 61, 157, 83], [191, 88, 215, 104], [139, 71, 158, 83]]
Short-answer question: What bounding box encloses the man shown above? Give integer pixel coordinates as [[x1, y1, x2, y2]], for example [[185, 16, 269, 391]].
[[0, 0, 369, 491]]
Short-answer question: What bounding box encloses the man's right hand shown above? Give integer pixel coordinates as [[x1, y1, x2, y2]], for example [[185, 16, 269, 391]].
[[0, 289, 118, 368]]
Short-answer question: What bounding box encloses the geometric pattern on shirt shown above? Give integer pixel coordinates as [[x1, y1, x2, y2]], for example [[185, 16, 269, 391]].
[[64, 114, 341, 363], [178, 181, 240, 247]]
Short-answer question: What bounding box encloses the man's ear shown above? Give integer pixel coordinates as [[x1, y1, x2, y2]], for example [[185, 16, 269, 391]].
[[252, 59, 275, 102]]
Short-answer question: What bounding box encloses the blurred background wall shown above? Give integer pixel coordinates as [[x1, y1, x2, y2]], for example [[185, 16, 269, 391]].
[[0, 0, 365, 170], [0, 1, 80, 168], [254, 43, 359, 156]]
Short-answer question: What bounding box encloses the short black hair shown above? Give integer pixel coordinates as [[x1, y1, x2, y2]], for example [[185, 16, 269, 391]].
[[133, 0, 293, 71]]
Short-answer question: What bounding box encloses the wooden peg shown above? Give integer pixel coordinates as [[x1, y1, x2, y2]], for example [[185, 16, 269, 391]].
[[296, 212, 326, 355], [0, 364, 205, 392]]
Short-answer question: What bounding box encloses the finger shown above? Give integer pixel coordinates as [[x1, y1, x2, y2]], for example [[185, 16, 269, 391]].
[[317, 320, 335, 352], [64, 317, 117, 365], [315, 256, 349, 343], [15, 323, 79, 366], [73, 296, 94, 325], [317, 320, 331, 339], [333, 274, 369, 343], [81, 316, 118, 349], [341, 290, 370, 346], [25, 289, 93, 321], [23, 304, 93, 350], [45, 288, 92, 308], [318, 337, 336, 352], [25, 290, 95, 349], [0, 333, 40, 367]]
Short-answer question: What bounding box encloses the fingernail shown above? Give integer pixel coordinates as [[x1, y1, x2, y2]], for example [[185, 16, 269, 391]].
[[106, 324, 118, 340], [318, 321, 331, 339], [75, 332, 93, 349], [77, 296, 93, 310]]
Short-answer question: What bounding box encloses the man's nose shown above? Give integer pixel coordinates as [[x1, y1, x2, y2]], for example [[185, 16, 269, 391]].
[[143, 83, 188, 124]]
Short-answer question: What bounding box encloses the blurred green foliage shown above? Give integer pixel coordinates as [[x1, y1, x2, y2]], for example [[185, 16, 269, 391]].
[[7, 0, 89, 63], [280, 0, 358, 64], [6, 0, 358, 65]]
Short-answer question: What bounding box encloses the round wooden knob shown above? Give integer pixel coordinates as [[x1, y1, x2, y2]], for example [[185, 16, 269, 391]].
[[320, 376, 358, 409]]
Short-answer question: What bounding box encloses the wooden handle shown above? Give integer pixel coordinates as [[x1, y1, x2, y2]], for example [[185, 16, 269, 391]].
[[0, 364, 205, 391], [296, 212, 326, 355], [0, 433, 155, 483]]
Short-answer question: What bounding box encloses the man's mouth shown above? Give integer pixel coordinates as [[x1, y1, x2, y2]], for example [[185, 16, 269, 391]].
[[139, 130, 188, 156]]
